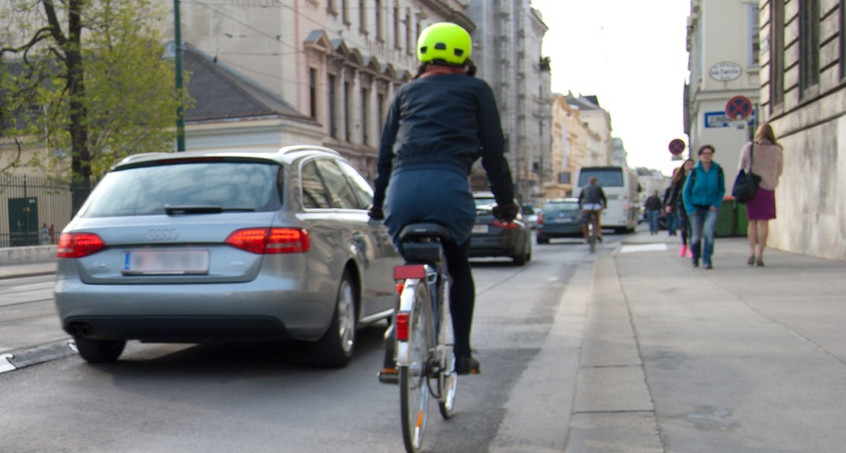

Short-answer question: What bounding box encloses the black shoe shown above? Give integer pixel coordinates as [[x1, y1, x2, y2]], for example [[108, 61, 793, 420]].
[[456, 356, 480, 375], [692, 260, 699, 268], [704, 263, 713, 269], [597, 236, 603, 243]]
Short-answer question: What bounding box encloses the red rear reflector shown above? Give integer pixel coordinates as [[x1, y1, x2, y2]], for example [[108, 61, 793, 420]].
[[395, 282, 405, 295], [396, 312, 410, 341], [492, 219, 520, 229], [394, 264, 425, 280], [56, 233, 106, 258], [225, 228, 310, 254]]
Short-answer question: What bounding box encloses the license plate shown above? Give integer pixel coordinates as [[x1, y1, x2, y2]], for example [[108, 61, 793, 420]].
[[471, 224, 489, 234], [123, 249, 210, 275], [553, 218, 572, 223]]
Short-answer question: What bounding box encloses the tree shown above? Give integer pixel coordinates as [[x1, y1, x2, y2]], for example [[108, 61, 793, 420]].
[[0, 0, 188, 212]]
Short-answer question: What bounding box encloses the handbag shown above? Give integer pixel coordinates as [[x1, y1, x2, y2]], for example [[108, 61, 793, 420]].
[[732, 144, 761, 204]]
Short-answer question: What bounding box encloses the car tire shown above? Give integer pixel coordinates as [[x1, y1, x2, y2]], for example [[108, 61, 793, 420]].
[[74, 336, 126, 363], [536, 235, 549, 244], [309, 270, 357, 368]]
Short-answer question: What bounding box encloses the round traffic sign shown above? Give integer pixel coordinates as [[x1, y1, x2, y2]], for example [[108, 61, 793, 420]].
[[725, 95, 753, 121], [668, 138, 686, 155]]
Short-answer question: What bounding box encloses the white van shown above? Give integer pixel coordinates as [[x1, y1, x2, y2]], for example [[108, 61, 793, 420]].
[[575, 166, 640, 233]]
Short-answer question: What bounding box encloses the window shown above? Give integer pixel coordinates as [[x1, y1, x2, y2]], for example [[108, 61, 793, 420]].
[[328, 74, 338, 138], [315, 159, 361, 209], [360, 87, 369, 145], [301, 160, 332, 209], [344, 81, 352, 142], [770, 0, 785, 108], [309, 68, 318, 119], [799, 0, 820, 97], [840, 0, 845, 80], [393, 4, 400, 49], [359, 0, 367, 34], [337, 161, 374, 208], [84, 162, 279, 217], [375, 0, 383, 41], [406, 9, 413, 55], [749, 4, 760, 66]]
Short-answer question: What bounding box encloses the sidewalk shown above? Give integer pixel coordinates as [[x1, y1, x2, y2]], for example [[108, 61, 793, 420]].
[[567, 228, 846, 452], [0, 261, 57, 280]]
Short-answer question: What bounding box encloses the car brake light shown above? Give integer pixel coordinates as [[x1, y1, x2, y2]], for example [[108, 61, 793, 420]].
[[537, 213, 544, 225], [492, 219, 520, 229], [225, 228, 310, 254], [56, 233, 106, 258], [396, 312, 410, 341]]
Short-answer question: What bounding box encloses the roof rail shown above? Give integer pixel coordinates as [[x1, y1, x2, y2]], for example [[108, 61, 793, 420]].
[[277, 145, 341, 157], [119, 152, 173, 163]]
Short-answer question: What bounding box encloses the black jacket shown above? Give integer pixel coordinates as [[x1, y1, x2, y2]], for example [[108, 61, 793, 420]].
[[372, 74, 514, 209]]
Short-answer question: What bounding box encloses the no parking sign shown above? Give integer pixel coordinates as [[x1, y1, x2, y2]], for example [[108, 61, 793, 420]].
[[668, 139, 686, 155]]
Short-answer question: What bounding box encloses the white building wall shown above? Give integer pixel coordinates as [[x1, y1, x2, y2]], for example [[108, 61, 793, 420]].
[[686, 0, 761, 188]]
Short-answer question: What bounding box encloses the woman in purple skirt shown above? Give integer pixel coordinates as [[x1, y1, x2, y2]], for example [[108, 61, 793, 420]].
[[738, 123, 784, 267]]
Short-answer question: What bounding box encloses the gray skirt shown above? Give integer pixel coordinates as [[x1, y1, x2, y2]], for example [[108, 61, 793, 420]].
[[383, 168, 476, 247]]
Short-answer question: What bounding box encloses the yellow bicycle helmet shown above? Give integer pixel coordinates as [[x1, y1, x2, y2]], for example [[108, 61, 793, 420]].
[[417, 22, 472, 65]]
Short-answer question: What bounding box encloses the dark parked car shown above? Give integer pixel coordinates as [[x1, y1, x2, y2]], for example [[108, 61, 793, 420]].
[[536, 198, 584, 243], [54, 146, 402, 367], [468, 192, 532, 265]]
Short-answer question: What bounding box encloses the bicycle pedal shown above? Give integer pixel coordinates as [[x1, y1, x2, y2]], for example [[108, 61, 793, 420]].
[[378, 367, 399, 384]]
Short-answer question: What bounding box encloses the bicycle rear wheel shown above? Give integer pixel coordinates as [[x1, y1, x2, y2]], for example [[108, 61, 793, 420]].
[[400, 281, 433, 453]]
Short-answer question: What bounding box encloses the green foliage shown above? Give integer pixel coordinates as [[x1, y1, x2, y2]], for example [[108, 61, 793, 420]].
[[1, 0, 190, 180]]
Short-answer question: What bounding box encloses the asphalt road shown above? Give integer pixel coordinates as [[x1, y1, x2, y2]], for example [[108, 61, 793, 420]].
[[0, 235, 601, 452]]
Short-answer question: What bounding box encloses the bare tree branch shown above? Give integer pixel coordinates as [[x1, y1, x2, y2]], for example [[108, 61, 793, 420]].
[[40, 0, 69, 46]]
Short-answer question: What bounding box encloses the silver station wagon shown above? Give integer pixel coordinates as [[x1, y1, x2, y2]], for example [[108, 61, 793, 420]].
[[54, 146, 401, 367]]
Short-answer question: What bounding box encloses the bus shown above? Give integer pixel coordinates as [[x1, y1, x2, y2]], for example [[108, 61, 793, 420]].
[[575, 166, 640, 233]]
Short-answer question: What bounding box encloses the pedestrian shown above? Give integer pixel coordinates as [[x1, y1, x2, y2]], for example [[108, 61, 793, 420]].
[[666, 158, 695, 257], [370, 22, 517, 376], [40, 223, 49, 245], [683, 145, 725, 269], [644, 190, 662, 235], [739, 122, 784, 267], [662, 172, 678, 236]]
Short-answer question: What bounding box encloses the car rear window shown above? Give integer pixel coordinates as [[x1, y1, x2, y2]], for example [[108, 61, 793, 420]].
[[544, 202, 580, 214], [81, 161, 280, 217]]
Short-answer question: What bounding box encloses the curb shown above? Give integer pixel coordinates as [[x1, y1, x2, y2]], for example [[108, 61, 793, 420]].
[[0, 340, 76, 375]]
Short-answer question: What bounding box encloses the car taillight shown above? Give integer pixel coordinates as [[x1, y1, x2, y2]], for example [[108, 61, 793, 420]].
[[56, 233, 106, 258], [492, 219, 520, 229], [396, 312, 410, 341], [225, 228, 310, 254], [537, 213, 544, 225]]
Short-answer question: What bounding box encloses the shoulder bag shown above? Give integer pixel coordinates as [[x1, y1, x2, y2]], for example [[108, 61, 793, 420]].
[[731, 144, 761, 204]]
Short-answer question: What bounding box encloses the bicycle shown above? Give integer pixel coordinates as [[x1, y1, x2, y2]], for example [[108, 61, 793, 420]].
[[390, 222, 458, 453], [583, 210, 599, 253]]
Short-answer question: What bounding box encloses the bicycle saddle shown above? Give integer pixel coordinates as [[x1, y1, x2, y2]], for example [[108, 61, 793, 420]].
[[398, 223, 452, 242]]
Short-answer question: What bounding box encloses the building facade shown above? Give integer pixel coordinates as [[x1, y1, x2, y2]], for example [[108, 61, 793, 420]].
[[467, 0, 550, 206], [548, 93, 603, 198], [758, 0, 846, 260], [685, 0, 761, 184], [162, 0, 473, 179]]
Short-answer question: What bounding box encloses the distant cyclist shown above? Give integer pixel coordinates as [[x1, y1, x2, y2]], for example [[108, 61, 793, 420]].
[[578, 177, 607, 243], [369, 22, 517, 375]]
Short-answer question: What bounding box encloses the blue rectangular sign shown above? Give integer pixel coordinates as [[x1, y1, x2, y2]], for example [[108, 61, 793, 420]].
[[704, 111, 756, 128]]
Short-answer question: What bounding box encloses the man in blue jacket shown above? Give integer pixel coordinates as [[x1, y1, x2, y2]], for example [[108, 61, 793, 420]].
[[683, 145, 725, 269]]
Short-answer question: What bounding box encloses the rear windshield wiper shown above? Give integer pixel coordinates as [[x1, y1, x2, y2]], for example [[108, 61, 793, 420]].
[[165, 205, 257, 215], [165, 205, 223, 215]]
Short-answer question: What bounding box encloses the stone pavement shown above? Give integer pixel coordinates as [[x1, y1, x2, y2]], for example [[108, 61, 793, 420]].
[[565, 229, 846, 452]]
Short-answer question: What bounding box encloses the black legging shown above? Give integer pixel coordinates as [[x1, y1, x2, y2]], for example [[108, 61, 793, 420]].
[[677, 204, 690, 246], [442, 239, 475, 359]]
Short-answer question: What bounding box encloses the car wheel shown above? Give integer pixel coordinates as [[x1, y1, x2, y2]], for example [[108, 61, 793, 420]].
[[536, 235, 549, 244], [74, 336, 126, 363], [309, 270, 357, 368]]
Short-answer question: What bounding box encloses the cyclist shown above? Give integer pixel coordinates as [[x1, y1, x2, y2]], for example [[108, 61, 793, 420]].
[[578, 177, 607, 243], [369, 22, 517, 376]]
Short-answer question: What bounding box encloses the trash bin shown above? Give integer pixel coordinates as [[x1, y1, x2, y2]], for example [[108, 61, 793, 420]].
[[715, 196, 748, 237], [715, 199, 735, 237]]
